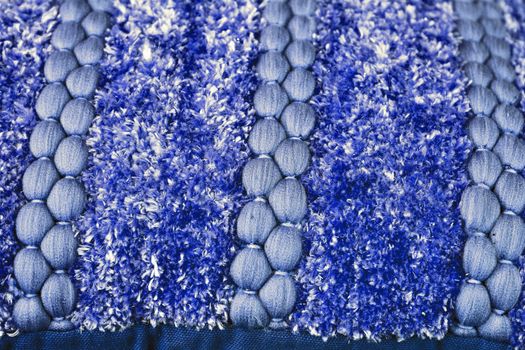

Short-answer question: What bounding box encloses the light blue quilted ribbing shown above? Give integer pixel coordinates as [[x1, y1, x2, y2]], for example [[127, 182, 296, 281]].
[[12, 0, 111, 332], [452, 0, 525, 343], [229, 0, 317, 328]]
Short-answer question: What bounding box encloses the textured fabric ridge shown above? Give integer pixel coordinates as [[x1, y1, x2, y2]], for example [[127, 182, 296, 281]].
[[500, 0, 525, 348], [0, 0, 56, 336], [291, 0, 470, 340], [72, 0, 259, 331], [450, 0, 525, 344]]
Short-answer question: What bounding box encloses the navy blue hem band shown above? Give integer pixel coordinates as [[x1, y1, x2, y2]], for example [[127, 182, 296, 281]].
[[0, 325, 509, 350]]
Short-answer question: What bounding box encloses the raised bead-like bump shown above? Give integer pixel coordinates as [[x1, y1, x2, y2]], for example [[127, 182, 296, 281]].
[[22, 159, 61, 200], [51, 22, 86, 50], [230, 292, 269, 328], [259, 274, 296, 319], [289, 0, 315, 16], [260, 25, 290, 52], [237, 201, 277, 244], [274, 139, 310, 176], [285, 40, 315, 68], [60, 98, 95, 136], [455, 1, 482, 21], [483, 35, 511, 60], [456, 282, 492, 327], [493, 104, 523, 135], [230, 247, 272, 291], [459, 41, 489, 63], [242, 157, 282, 196], [60, 0, 91, 22], [12, 297, 51, 332], [35, 83, 71, 120], [478, 312, 512, 342], [467, 150, 502, 188], [47, 178, 87, 221], [257, 52, 290, 83], [263, 1, 291, 26], [14, 248, 51, 295], [268, 178, 307, 223], [460, 186, 500, 232], [457, 20, 484, 41], [494, 134, 525, 171], [453, 0, 525, 342], [29, 120, 66, 158], [468, 86, 497, 116], [490, 80, 520, 105], [54, 136, 89, 176], [74, 36, 104, 65], [248, 118, 286, 155], [463, 236, 497, 281], [254, 83, 289, 117], [264, 225, 302, 271], [14, 0, 110, 332], [488, 57, 516, 82], [490, 214, 525, 261], [40, 224, 78, 270], [494, 171, 525, 213], [81, 11, 109, 36], [16, 203, 55, 247], [87, 0, 113, 12], [282, 68, 315, 102], [287, 16, 315, 41], [463, 62, 493, 87], [486, 263, 521, 311], [231, 0, 316, 328], [280, 102, 316, 138], [481, 18, 506, 39], [44, 51, 79, 83], [41, 273, 77, 318], [468, 117, 499, 149], [65, 66, 99, 98]]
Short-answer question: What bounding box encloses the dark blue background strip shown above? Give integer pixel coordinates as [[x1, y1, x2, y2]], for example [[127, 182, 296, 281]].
[[0, 325, 510, 350]]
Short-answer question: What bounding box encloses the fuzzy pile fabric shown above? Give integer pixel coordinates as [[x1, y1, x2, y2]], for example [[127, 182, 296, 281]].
[[1, 0, 525, 348], [71, 0, 259, 331], [292, 0, 470, 340]]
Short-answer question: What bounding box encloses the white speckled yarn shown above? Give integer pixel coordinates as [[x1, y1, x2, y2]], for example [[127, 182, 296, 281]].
[[229, 0, 317, 328], [453, 0, 525, 343], [13, 0, 111, 332]]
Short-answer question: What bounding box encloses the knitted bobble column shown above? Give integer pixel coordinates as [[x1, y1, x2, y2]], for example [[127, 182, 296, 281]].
[[453, 0, 525, 342], [13, 0, 111, 332], [230, 0, 316, 329]]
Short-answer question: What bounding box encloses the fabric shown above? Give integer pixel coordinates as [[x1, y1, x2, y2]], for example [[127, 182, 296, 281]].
[[0, 325, 510, 350], [0, 0, 525, 348]]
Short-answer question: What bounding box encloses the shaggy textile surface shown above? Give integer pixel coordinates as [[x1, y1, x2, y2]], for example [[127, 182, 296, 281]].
[[291, 0, 470, 340], [71, 0, 259, 331], [501, 0, 525, 348], [0, 0, 55, 336]]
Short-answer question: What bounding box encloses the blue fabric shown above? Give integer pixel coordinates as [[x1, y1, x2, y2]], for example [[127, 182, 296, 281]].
[[0, 326, 509, 350], [293, 0, 470, 340]]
